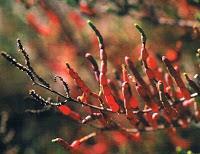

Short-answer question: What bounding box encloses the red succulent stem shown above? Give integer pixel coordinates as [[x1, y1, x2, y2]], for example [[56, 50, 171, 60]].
[[70, 132, 96, 148], [162, 56, 191, 100], [57, 105, 81, 121], [66, 63, 91, 101], [157, 81, 178, 118], [125, 57, 150, 93], [184, 73, 200, 94], [122, 64, 129, 82], [88, 20, 119, 112], [85, 53, 100, 82], [122, 82, 139, 124]]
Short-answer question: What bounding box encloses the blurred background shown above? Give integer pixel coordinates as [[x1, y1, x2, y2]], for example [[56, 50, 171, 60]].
[[0, 0, 200, 153]]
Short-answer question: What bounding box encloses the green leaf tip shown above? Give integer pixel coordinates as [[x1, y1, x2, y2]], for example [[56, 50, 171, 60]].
[[134, 24, 144, 33], [87, 20, 104, 47], [134, 23, 147, 45], [87, 20, 96, 29]]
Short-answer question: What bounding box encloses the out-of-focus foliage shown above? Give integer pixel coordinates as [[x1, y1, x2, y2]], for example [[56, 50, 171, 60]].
[[0, 0, 200, 153]]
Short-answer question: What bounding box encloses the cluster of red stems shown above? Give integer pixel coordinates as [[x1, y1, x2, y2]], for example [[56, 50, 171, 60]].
[[1, 21, 200, 152]]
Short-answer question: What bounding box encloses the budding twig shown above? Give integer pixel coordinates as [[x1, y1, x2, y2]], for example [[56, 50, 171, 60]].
[[29, 89, 61, 106], [54, 75, 70, 97], [1, 52, 34, 81], [17, 39, 50, 87]]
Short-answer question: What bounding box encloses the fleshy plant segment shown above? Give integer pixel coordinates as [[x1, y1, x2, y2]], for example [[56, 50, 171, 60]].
[[1, 21, 200, 153]]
